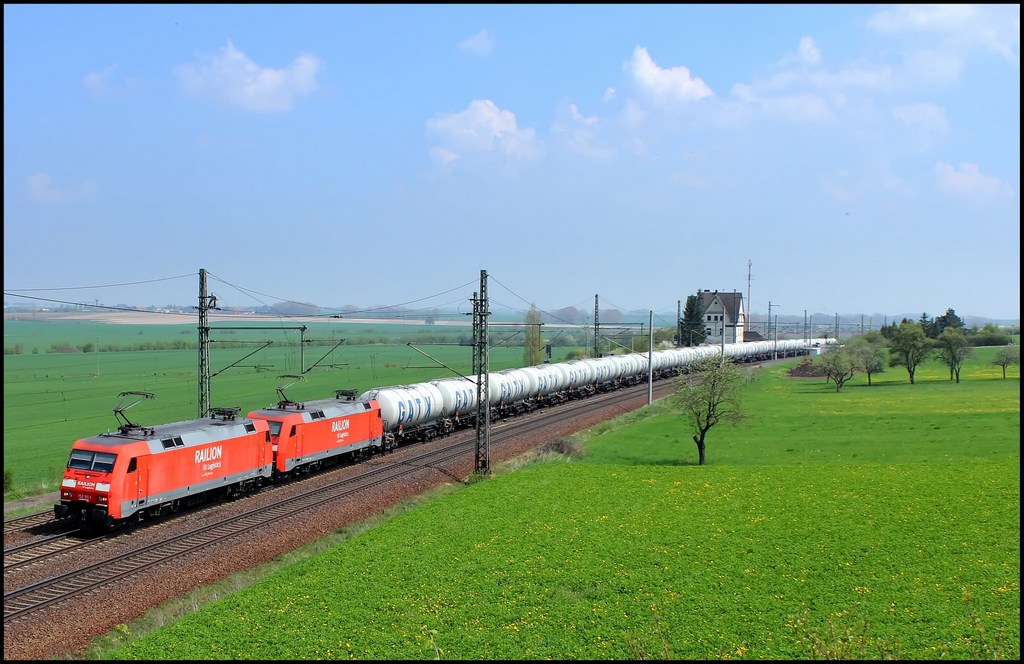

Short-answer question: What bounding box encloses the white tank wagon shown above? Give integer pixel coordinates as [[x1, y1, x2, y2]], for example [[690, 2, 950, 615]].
[[360, 339, 836, 448], [561, 360, 596, 391], [608, 353, 649, 386], [359, 382, 445, 442], [582, 356, 619, 391], [504, 367, 539, 400], [520, 363, 572, 406], [430, 377, 478, 418], [489, 370, 529, 406]]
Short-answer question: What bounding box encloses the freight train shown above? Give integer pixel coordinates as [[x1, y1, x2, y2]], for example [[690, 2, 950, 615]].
[[54, 338, 832, 530]]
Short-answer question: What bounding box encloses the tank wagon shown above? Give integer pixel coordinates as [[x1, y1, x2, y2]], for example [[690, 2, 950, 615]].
[[55, 339, 833, 530], [355, 338, 833, 442]]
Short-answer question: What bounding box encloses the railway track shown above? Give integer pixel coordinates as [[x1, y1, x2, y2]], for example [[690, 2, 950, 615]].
[[3, 511, 58, 536], [4, 378, 670, 624]]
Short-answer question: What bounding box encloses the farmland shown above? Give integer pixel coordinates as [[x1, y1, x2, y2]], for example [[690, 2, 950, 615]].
[[79, 347, 1019, 660], [3, 315, 552, 500]]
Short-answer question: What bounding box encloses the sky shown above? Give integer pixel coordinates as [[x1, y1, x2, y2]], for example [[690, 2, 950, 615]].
[[3, 4, 1020, 323]]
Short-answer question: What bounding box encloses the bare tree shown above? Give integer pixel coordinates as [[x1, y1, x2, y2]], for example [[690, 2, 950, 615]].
[[933, 328, 972, 383], [847, 334, 887, 386], [819, 345, 857, 391], [672, 354, 746, 465], [992, 346, 1020, 379]]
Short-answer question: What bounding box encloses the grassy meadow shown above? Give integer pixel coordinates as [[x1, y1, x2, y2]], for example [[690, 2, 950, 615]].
[[87, 347, 1018, 660]]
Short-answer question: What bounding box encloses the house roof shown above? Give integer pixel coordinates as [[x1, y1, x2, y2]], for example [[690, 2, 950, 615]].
[[697, 290, 744, 322]]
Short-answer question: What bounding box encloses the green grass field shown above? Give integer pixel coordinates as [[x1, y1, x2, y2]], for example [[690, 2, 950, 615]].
[[3, 319, 539, 499], [88, 348, 1018, 660]]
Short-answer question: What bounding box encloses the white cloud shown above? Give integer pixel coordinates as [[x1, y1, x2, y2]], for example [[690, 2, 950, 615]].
[[427, 99, 543, 163], [869, 4, 979, 33], [175, 41, 320, 113], [551, 103, 614, 161], [797, 36, 822, 66], [622, 99, 646, 129], [26, 172, 96, 203], [868, 4, 1020, 66], [934, 161, 1007, 197], [731, 83, 834, 122], [458, 29, 495, 56], [900, 48, 964, 85], [429, 147, 460, 165], [603, 87, 617, 103], [891, 102, 948, 149], [82, 65, 117, 98], [624, 46, 714, 104]]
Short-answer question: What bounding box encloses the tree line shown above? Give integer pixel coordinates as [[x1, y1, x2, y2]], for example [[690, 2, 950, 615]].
[[818, 308, 1018, 389]]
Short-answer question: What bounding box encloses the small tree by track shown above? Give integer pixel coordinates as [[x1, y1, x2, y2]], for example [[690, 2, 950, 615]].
[[818, 345, 857, 392], [672, 354, 746, 465]]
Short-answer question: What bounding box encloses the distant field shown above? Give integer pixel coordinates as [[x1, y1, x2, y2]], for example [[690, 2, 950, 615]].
[[93, 349, 1018, 660], [2, 318, 556, 500]]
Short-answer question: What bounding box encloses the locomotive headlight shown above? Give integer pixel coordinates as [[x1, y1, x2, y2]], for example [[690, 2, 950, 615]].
[[62, 478, 77, 489]]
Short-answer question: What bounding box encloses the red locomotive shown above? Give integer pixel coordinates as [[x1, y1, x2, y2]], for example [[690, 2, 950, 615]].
[[55, 385, 386, 530], [246, 385, 386, 478], [54, 392, 273, 530]]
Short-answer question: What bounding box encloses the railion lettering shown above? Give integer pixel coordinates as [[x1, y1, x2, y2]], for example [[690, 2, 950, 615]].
[[195, 445, 223, 464]]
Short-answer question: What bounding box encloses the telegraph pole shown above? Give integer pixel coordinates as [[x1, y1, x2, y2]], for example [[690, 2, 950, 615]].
[[746, 259, 752, 338], [647, 310, 654, 405], [472, 270, 490, 475], [593, 294, 600, 359]]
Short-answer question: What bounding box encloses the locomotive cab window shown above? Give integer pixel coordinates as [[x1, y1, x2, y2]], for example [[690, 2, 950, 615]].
[[67, 450, 117, 472], [127, 458, 137, 473], [266, 421, 283, 437]]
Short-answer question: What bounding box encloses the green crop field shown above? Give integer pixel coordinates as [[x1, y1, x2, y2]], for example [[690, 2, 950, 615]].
[[2, 318, 549, 500], [88, 348, 1018, 660]]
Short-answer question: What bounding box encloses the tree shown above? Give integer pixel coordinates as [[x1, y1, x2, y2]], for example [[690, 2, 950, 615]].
[[847, 335, 887, 386], [818, 345, 857, 391], [967, 323, 1011, 347], [888, 321, 931, 384], [918, 312, 936, 338], [992, 346, 1020, 379], [679, 294, 706, 347], [933, 308, 964, 337], [522, 304, 544, 366], [933, 328, 972, 383], [672, 354, 745, 465]]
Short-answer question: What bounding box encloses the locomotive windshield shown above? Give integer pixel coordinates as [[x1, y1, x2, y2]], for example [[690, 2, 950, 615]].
[[67, 450, 117, 473], [265, 420, 283, 437]]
